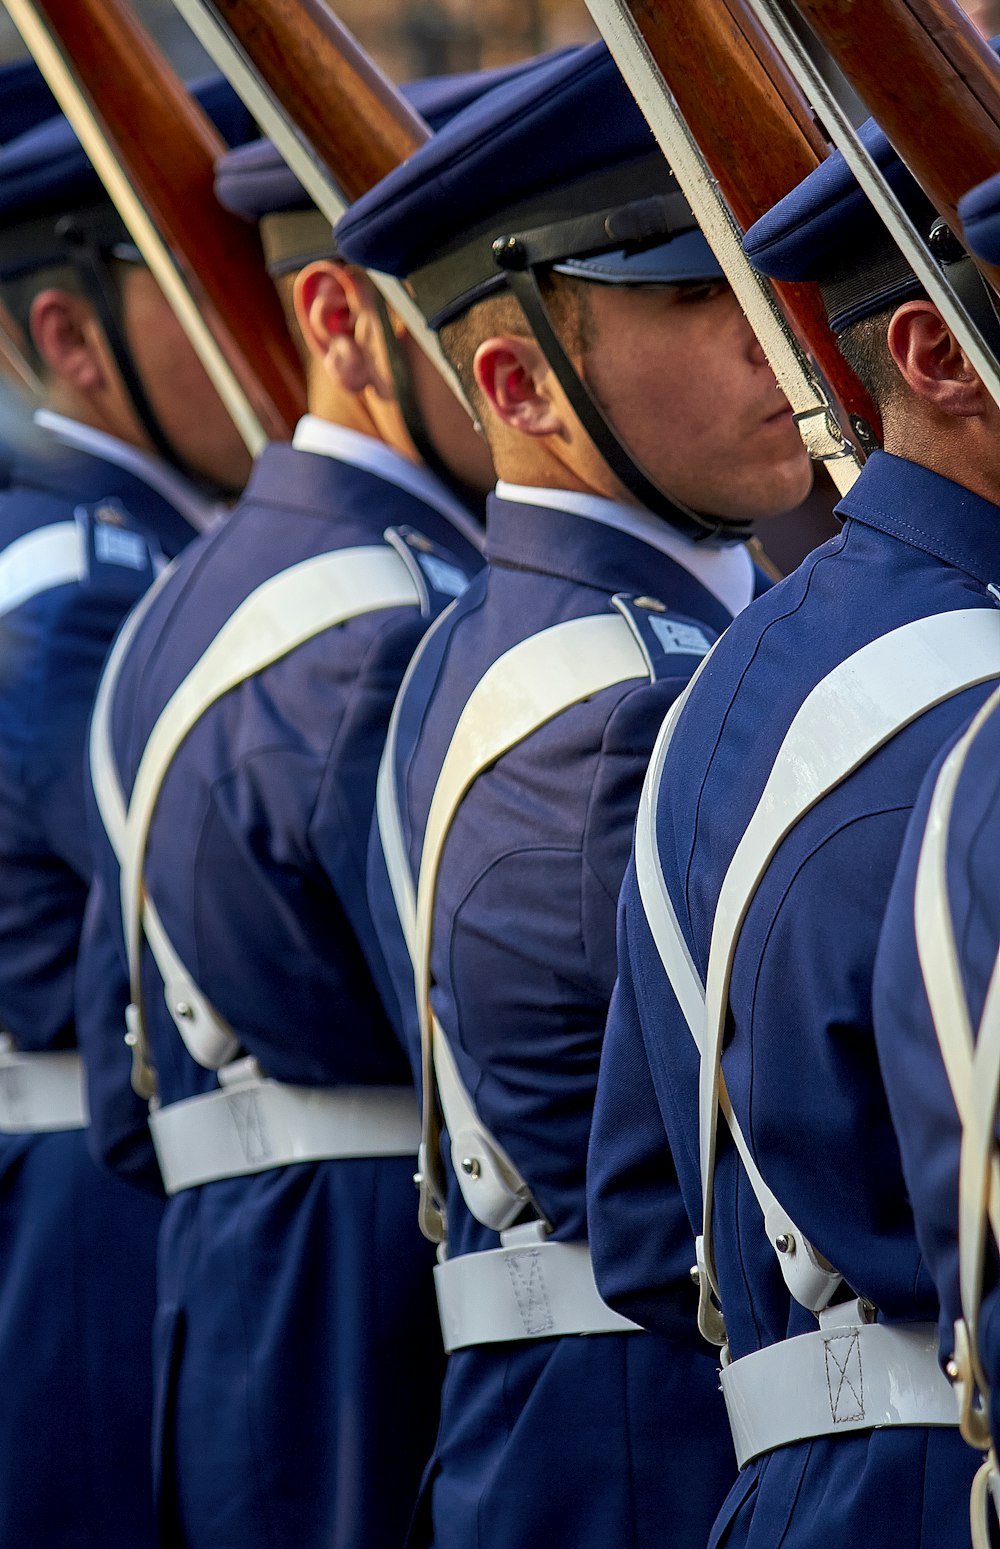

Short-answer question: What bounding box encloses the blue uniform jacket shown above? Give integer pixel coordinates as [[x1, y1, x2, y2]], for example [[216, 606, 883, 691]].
[[369, 487, 764, 1549], [589, 450, 999, 1549], [76, 439, 482, 1549], [874, 698, 1000, 1443], [0, 426, 198, 1549]]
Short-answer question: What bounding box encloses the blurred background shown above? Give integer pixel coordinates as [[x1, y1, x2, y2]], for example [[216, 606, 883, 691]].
[[0, 0, 597, 77], [0, 0, 994, 79]]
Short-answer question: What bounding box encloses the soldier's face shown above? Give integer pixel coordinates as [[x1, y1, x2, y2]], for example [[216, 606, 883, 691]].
[[119, 268, 253, 492], [578, 281, 813, 521]]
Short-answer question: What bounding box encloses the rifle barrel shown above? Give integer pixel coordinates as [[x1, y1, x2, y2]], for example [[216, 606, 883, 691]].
[[170, 0, 470, 411], [745, 0, 1000, 408], [790, 0, 1000, 285], [206, 0, 429, 199], [5, 0, 307, 448], [588, 0, 865, 490]]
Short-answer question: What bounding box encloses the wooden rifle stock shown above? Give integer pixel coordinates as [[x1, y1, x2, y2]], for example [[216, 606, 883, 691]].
[[787, 0, 1000, 289], [170, 0, 468, 406], [199, 0, 430, 197], [611, 0, 878, 434], [5, 0, 306, 444]]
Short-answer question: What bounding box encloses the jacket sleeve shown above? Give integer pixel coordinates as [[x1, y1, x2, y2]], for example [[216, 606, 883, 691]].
[[587, 851, 703, 1342], [75, 777, 164, 1194]]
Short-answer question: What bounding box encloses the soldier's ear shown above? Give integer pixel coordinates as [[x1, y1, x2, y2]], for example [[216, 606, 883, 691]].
[[473, 334, 568, 439], [293, 261, 372, 393], [886, 300, 990, 418], [29, 288, 105, 391]]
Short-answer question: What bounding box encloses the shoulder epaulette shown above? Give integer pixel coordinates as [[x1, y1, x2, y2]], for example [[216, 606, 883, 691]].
[[384, 524, 474, 616], [611, 592, 718, 682], [75, 498, 158, 585]]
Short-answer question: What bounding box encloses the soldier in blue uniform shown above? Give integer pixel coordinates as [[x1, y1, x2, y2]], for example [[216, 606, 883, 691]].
[[75, 68, 524, 1549], [587, 112, 1000, 1549], [872, 170, 1000, 1547], [335, 42, 812, 1549], [0, 76, 255, 1549]]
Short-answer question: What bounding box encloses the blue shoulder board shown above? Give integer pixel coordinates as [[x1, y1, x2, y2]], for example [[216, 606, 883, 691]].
[[611, 591, 718, 681], [384, 524, 474, 615], [75, 498, 158, 585]]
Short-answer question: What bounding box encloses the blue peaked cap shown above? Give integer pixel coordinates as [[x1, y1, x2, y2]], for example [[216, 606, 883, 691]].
[[741, 54, 1000, 332], [0, 59, 57, 145], [334, 43, 721, 328], [0, 73, 256, 281], [214, 58, 565, 225], [959, 171, 1000, 265]]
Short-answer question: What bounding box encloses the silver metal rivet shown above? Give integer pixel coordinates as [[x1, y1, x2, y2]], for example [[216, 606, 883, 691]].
[[946, 1358, 960, 1382], [460, 1157, 481, 1179], [124, 1030, 138, 1048], [689, 1264, 701, 1285], [775, 1233, 795, 1255], [174, 1001, 193, 1020]]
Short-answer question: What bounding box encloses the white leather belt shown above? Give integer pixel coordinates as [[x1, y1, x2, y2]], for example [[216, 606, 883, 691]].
[[0, 1049, 88, 1132], [150, 1070, 420, 1194], [434, 1228, 643, 1353], [720, 1316, 959, 1469]]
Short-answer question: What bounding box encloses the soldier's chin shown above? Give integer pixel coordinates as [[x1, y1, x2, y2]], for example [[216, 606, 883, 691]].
[[706, 459, 816, 526]]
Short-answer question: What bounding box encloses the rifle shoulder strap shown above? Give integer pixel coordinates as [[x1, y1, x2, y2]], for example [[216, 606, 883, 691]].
[[92, 544, 421, 1095], [914, 678, 1000, 1449], [379, 610, 653, 1244], [638, 607, 1000, 1344]]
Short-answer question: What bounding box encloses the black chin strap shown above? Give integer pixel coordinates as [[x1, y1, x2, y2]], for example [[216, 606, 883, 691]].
[[55, 216, 231, 499], [493, 248, 754, 545], [371, 289, 487, 523]]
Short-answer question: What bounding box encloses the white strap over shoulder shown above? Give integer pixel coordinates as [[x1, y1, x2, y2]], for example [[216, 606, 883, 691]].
[[380, 611, 651, 1244], [913, 678, 1000, 1459], [377, 602, 459, 964], [91, 563, 173, 861], [635, 645, 839, 1343], [701, 609, 1000, 1319], [0, 521, 87, 620], [639, 608, 1000, 1342], [92, 545, 421, 1094]]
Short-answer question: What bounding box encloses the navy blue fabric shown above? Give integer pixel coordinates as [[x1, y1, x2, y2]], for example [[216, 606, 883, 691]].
[[215, 59, 564, 220], [0, 426, 200, 1548], [741, 117, 935, 286], [960, 169, 1000, 266], [77, 440, 483, 1549], [588, 449, 999, 1548], [367, 489, 769, 1547], [0, 72, 255, 243], [0, 59, 56, 144], [874, 699, 1000, 1441], [334, 42, 720, 289]]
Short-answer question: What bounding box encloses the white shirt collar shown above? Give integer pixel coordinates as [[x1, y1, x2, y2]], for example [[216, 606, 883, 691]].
[[291, 415, 484, 553], [33, 409, 223, 532], [494, 480, 755, 619]]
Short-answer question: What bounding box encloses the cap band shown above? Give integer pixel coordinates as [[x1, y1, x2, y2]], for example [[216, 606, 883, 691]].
[[0, 201, 134, 283], [408, 153, 691, 328], [821, 239, 925, 333], [260, 209, 338, 277]]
